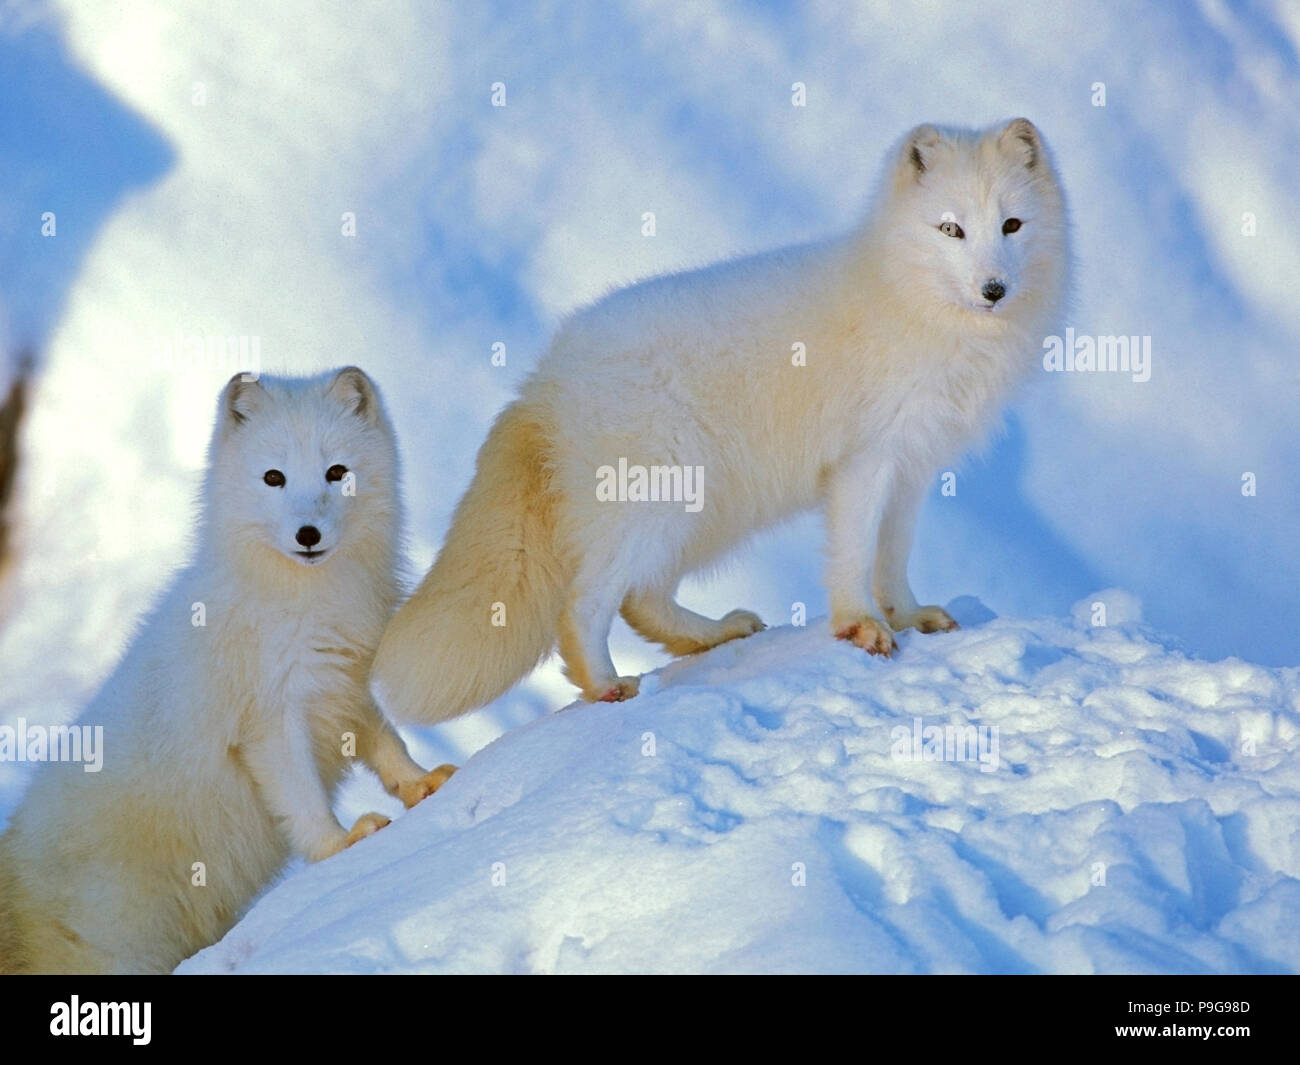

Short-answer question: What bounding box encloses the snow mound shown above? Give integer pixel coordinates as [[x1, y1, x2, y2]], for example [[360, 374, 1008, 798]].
[[180, 597, 1300, 974]]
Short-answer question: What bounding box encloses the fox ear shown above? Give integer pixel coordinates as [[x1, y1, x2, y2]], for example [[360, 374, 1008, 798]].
[[997, 117, 1041, 170], [899, 124, 944, 182], [328, 366, 379, 422], [221, 372, 265, 426]]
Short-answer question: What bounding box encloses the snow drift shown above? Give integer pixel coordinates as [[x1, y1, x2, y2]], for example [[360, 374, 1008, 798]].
[[181, 593, 1300, 975]]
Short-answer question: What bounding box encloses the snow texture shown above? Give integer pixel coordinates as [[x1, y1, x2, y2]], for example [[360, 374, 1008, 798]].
[[181, 594, 1300, 975]]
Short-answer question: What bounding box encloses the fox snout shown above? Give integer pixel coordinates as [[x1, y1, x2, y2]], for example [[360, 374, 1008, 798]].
[[981, 279, 1007, 304], [286, 517, 334, 564]]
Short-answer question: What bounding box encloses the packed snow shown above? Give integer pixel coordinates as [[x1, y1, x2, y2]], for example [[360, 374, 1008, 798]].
[[179, 593, 1300, 975]]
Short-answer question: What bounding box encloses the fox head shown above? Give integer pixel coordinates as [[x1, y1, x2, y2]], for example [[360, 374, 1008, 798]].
[[206, 367, 400, 573], [877, 117, 1069, 321]]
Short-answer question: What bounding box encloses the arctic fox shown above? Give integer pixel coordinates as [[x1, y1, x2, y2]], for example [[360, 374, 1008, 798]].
[[0, 367, 454, 974], [372, 118, 1069, 720]]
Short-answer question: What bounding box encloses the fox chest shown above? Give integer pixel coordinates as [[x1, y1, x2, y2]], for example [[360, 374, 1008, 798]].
[[216, 620, 368, 737], [872, 353, 1014, 461]]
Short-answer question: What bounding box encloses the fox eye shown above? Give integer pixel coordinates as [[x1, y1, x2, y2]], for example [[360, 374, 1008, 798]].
[[325, 464, 348, 483], [1002, 217, 1022, 234], [263, 469, 285, 487], [938, 220, 964, 239]]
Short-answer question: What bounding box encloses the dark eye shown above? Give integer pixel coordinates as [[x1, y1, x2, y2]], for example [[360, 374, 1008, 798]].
[[1002, 217, 1022, 234], [938, 220, 964, 239], [325, 464, 348, 483], [263, 469, 285, 487]]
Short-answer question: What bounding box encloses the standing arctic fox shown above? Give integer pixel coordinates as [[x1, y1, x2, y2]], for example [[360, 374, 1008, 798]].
[[372, 118, 1069, 720], [0, 367, 454, 974]]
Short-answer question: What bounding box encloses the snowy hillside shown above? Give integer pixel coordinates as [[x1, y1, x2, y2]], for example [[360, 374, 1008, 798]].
[[181, 593, 1300, 975]]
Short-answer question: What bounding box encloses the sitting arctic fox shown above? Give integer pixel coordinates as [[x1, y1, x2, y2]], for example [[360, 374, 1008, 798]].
[[372, 118, 1069, 718], [0, 367, 454, 974]]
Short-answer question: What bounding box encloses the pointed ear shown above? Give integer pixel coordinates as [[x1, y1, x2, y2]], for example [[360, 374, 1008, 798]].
[[221, 372, 265, 427], [327, 366, 379, 422], [898, 124, 944, 183], [997, 117, 1041, 170]]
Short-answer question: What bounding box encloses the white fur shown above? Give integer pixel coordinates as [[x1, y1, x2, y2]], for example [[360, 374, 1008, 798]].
[[0, 367, 448, 974], [372, 117, 1070, 719]]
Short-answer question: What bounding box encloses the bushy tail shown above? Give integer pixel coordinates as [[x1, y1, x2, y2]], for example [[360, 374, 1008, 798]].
[[371, 402, 568, 724]]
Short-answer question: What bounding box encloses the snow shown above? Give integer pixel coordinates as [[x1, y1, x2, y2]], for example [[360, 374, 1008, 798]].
[[180, 594, 1300, 974], [1, 2, 1297, 974]]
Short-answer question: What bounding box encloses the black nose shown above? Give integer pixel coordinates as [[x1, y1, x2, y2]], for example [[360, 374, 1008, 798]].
[[295, 525, 321, 548], [982, 280, 1006, 304]]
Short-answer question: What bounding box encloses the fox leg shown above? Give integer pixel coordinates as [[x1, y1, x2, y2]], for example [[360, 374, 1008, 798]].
[[621, 587, 764, 656], [825, 453, 897, 656], [872, 471, 958, 635], [558, 574, 641, 703], [354, 708, 457, 809], [242, 710, 389, 862]]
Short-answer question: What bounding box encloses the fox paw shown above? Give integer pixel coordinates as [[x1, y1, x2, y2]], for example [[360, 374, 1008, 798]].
[[343, 812, 391, 847], [588, 676, 641, 703], [719, 609, 766, 641], [396, 764, 458, 809], [314, 812, 391, 861], [885, 605, 959, 634], [660, 610, 765, 656], [834, 617, 897, 657]]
